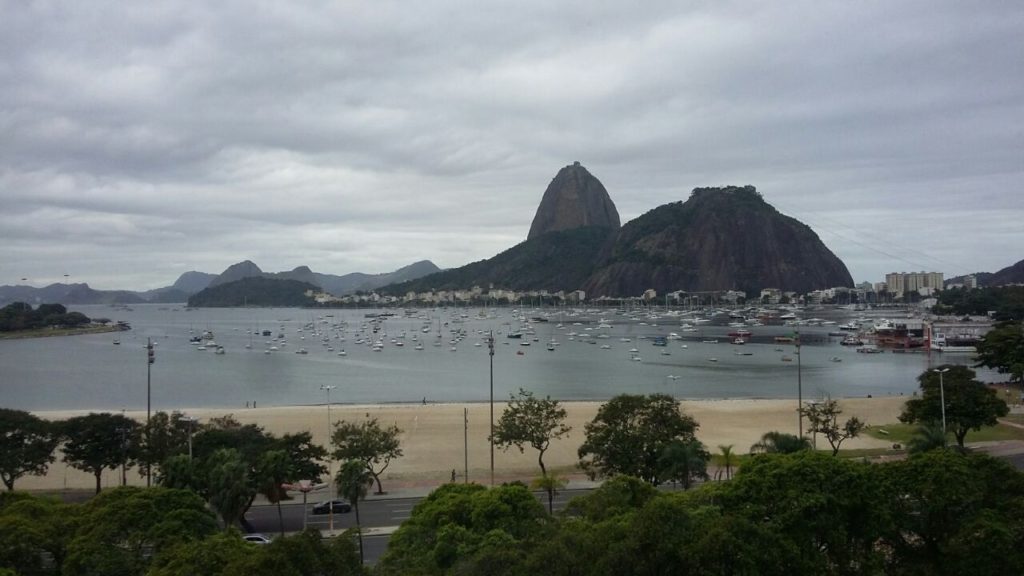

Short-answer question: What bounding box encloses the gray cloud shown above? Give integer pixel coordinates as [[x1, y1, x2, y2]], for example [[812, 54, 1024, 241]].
[[2, 1, 1022, 290]]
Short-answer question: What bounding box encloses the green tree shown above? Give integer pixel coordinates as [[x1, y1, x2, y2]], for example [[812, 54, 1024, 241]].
[[899, 365, 1009, 448], [157, 454, 201, 494], [974, 321, 1024, 383], [563, 475, 658, 523], [0, 408, 59, 491], [799, 398, 866, 455], [187, 415, 326, 525], [337, 459, 373, 564], [749, 431, 811, 454], [491, 388, 571, 478], [206, 449, 255, 531], [255, 450, 291, 537], [331, 417, 402, 494], [62, 487, 217, 576], [717, 451, 891, 573], [147, 531, 249, 576], [136, 411, 193, 482], [577, 393, 701, 484], [377, 482, 547, 575], [275, 431, 328, 483], [879, 450, 1024, 574], [906, 422, 948, 455], [657, 439, 710, 489], [0, 494, 78, 573], [60, 412, 139, 494], [530, 473, 568, 514]]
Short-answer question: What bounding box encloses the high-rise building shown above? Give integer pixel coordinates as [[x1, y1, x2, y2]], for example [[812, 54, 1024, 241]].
[[884, 272, 944, 298]]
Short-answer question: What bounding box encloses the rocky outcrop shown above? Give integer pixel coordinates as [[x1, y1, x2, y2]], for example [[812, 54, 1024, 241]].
[[527, 162, 620, 239], [581, 186, 853, 296], [208, 260, 264, 287]]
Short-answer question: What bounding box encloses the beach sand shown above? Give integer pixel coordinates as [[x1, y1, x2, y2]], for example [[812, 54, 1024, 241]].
[[26, 396, 908, 492]]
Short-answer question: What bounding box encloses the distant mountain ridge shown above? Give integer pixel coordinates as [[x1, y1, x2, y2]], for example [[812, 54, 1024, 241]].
[[205, 260, 441, 295], [947, 258, 1024, 287], [0, 260, 440, 307]]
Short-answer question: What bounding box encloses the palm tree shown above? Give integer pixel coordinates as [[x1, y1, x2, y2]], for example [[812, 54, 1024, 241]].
[[907, 423, 948, 455], [337, 459, 373, 564], [717, 444, 737, 480], [531, 473, 568, 514], [658, 439, 710, 490], [207, 449, 255, 531], [256, 449, 291, 536], [750, 431, 811, 454]]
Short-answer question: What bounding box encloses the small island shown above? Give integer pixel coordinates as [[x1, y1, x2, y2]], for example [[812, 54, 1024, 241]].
[[0, 302, 129, 339]]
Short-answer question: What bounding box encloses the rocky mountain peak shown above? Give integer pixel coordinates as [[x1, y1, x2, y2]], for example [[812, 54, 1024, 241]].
[[527, 162, 620, 240], [209, 260, 264, 287]]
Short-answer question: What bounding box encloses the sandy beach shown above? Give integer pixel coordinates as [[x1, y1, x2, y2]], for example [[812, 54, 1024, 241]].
[[26, 396, 908, 492]]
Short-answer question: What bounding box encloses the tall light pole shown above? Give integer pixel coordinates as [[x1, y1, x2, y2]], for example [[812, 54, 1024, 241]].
[[932, 367, 950, 436], [146, 338, 154, 486], [487, 331, 495, 486], [320, 384, 337, 532], [186, 415, 198, 460], [795, 330, 803, 438]]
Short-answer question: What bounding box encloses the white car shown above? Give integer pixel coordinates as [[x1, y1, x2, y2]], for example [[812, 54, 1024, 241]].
[[244, 534, 272, 545]]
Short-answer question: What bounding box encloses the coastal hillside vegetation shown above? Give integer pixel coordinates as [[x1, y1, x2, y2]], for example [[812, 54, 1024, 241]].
[[382, 226, 614, 295], [187, 277, 318, 307], [0, 302, 90, 332], [933, 285, 1024, 321], [374, 451, 1024, 575]]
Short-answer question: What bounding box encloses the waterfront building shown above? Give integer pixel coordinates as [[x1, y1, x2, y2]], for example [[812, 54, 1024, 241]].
[[885, 271, 944, 299]]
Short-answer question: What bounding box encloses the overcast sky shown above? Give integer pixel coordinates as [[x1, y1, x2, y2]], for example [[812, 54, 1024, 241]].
[[2, 1, 1022, 291]]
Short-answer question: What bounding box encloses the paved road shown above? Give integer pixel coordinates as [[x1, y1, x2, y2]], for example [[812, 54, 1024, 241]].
[[244, 488, 592, 563]]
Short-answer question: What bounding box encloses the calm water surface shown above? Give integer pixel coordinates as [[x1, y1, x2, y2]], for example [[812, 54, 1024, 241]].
[[0, 305, 989, 412]]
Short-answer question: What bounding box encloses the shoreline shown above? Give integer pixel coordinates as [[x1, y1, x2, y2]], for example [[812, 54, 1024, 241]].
[[24, 396, 910, 493], [0, 324, 125, 340]]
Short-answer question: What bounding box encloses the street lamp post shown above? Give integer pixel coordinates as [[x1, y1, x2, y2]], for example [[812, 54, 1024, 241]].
[[320, 385, 337, 532], [146, 338, 154, 487], [487, 331, 495, 486], [795, 330, 803, 438], [186, 416, 198, 460], [932, 367, 950, 436]]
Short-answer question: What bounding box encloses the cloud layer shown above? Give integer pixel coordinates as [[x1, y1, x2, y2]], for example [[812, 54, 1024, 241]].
[[3, 1, 1022, 289]]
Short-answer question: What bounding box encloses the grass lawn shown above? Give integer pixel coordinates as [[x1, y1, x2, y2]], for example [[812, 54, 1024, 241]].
[[865, 422, 1024, 445], [1000, 414, 1024, 425]]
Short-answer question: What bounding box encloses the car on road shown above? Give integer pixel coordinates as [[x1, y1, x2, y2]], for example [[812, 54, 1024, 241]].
[[243, 534, 272, 545], [312, 499, 353, 514]]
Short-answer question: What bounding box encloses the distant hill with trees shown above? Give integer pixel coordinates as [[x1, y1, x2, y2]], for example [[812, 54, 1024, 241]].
[[186, 277, 317, 307]]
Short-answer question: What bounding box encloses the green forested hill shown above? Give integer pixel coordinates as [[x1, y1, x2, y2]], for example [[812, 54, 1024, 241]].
[[381, 226, 615, 295], [187, 277, 317, 307]]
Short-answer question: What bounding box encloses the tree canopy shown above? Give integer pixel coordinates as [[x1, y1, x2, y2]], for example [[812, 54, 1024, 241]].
[[0, 302, 91, 332], [577, 393, 703, 485], [974, 321, 1024, 383], [899, 365, 1009, 447], [491, 388, 571, 478], [60, 412, 138, 494], [331, 417, 402, 494], [0, 408, 59, 491], [799, 398, 866, 455]]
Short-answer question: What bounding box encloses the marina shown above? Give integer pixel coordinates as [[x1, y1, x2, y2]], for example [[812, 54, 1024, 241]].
[[0, 304, 995, 412]]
